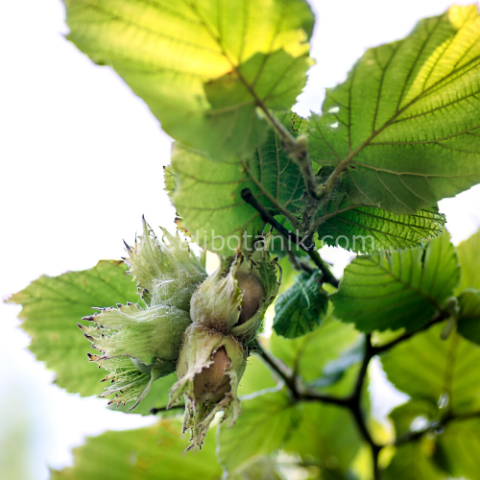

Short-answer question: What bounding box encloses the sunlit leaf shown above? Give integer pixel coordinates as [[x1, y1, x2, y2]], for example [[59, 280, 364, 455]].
[[283, 403, 362, 475], [65, 0, 314, 160], [433, 418, 480, 479], [307, 5, 480, 214], [332, 233, 460, 332], [237, 355, 277, 397], [270, 312, 359, 383], [51, 420, 221, 480], [170, 120, 306, 254], [311, 340, 364, 389], [228, 457, 285, 480], [318, 202, 445, 253], [388, 399, 438, 439], [217, 389, 300, 473], [385, 413, 480, 480], [382, 324, 480, 412], [384, 443, 446, 480], [6, 260, 139, 397]]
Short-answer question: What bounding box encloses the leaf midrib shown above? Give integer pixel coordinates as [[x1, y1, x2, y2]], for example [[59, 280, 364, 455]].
[[362, 255, 442, 309], [185, 0, 291, 108], [326, 34, 480, 185]]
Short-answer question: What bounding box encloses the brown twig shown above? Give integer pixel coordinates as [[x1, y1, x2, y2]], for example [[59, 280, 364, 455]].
[[253, 310, 454, 480], [241, 188, 339, 288], [150, 404, 185, 415]]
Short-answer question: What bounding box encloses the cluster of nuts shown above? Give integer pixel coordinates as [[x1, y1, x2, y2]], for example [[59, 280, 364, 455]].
[[80, 219, 278, 449]]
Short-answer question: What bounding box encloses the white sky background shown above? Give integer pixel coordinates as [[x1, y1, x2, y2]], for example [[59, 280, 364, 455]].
[[1, 1, 480, 479]]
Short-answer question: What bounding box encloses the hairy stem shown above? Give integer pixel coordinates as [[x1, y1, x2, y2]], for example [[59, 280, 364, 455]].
[[241, 187, 339, 288], [253, 104, 320, 202], [241, 188, 309, 249]]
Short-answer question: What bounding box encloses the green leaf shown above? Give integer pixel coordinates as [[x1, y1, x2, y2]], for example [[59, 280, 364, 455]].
[[6, 260, 140, 397], [276, 255, 296, 295], [217, 389, 300, 473], [311, 339, 364, 389], [283, 403, 362, 475], [50, 419, 222, 480], [453, 230, 480, 345], [164, 165, 176, 201], [270, 312, 359, 384], [169, 106, 444, 255], [332, 233, 460, 332], [385, 416, 480, 480], [307, 5, 480, 214], [318, 202, 446, 253], [384, 443, 446, 480], [273, 271, 329, 338], [237, 355, 277, 397], [456, 229, 480, 293], [433, 418, 480, 479], [381, 324, 480, 412], [170, 120, 306, 254], [227, 457, 285, 480], [65, 0, 314, 160], [388, 399, 438, 438], [457, 289, 480, 345]]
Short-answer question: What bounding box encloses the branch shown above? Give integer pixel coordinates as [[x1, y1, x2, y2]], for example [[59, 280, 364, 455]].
[[241, 188, 309, 249], [251, 340, 348, 406], [345, 335, 381, 478], [394, 410, 480, 447], [287, 250, 315, 274], [253, 106, 320, 201], [251, 339, 298, 397], [253, 307, 452, 480], [307, 249, 340, 288], [241, 188, 340, 288], [150, 404, 185, 415], [373, 310, 451, 355], [228, 66, 320, 203]]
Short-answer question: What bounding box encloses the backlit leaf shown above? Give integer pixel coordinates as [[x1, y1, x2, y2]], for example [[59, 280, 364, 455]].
[[7, 260, 140, 397], [332, 233, 460, 332], [307, 5, 480, 214], [283, 402, 362, 475], [318, 201, 445, 253], [382, 324, 480, 412], [65, 0, 314, 160], [51, 420, 221, 480], [270, 312, 359, 384], [170, 120, 306, 254], [217, 389, 300, 473]]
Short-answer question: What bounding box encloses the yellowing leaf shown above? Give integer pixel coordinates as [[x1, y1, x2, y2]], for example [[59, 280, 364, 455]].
[[308, 5, 480, 214], [65, 0, 314, 160]]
